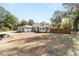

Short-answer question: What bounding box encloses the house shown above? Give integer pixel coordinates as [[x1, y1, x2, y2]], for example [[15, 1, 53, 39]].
[[18, 25, 32, 32], [32, 23, 51, 33]]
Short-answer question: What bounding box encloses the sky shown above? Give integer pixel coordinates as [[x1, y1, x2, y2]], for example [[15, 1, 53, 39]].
[[0, 3, 64, 23]]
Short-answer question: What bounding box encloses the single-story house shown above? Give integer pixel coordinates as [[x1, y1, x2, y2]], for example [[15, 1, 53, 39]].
[[18, 24, 51, 33], [32, 24, 51, 33], [18, 25, 32, 32], [17, 19, 79, 33]]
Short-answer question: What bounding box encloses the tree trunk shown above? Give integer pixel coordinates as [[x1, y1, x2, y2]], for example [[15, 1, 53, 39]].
[[73, 18, 78, 33]]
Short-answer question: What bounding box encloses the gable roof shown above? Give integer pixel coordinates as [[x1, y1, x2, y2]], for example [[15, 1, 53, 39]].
[[18, 25, 32, 28], [32, 23, 51, 27]]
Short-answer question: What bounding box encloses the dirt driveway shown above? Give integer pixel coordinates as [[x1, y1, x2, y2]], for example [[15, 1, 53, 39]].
[[0, 32, 78, 56], [7, 32, 45, 41], [0, 32, 45, 42], [0, 32, 47, 51]]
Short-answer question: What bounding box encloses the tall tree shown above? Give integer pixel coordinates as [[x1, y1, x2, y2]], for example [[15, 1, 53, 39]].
[[50, 3, 79, 30], [63, 3, 79, 31], [40, 21, 46, 25], [0, 6, 18, 31], [28, 19, 34, 25], [20, 20, 27, 26], [50, 10, 65, 29]]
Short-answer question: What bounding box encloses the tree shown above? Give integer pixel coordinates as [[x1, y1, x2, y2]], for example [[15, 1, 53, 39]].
[[63, 3, 79, 19], [50, 3, 79, 30], [40, 21, 46, 25], [28, 19, 34, 25], [63, 3, 79, 31], [20, 20, 27, 26], [4, 14, 18, 29], [0, 6, 18, 31], [50, 10, 65, 29]]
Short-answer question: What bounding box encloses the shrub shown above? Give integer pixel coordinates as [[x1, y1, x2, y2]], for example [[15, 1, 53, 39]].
[[62, 29, 71, 34], [1, 27, 10, 31]]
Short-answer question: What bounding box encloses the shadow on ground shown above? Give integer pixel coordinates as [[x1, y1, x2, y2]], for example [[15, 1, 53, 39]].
[[0, 33, 78, 56]]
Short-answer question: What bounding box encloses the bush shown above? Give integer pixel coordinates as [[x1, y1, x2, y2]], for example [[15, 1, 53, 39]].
[[1, 27, 10, 31], [61, 29, 71, 34]]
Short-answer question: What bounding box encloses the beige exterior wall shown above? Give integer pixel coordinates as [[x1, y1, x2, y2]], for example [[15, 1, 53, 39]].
[[39, 27, 46, 32], [18, 26, 32, 32]]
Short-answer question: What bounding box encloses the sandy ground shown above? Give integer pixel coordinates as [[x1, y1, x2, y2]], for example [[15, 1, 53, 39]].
[[0, 32, 47, 51], [0, 32, 79, 56]]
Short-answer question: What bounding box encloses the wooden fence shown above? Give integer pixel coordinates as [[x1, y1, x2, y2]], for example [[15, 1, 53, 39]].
[[50, 28, 71, 34]]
